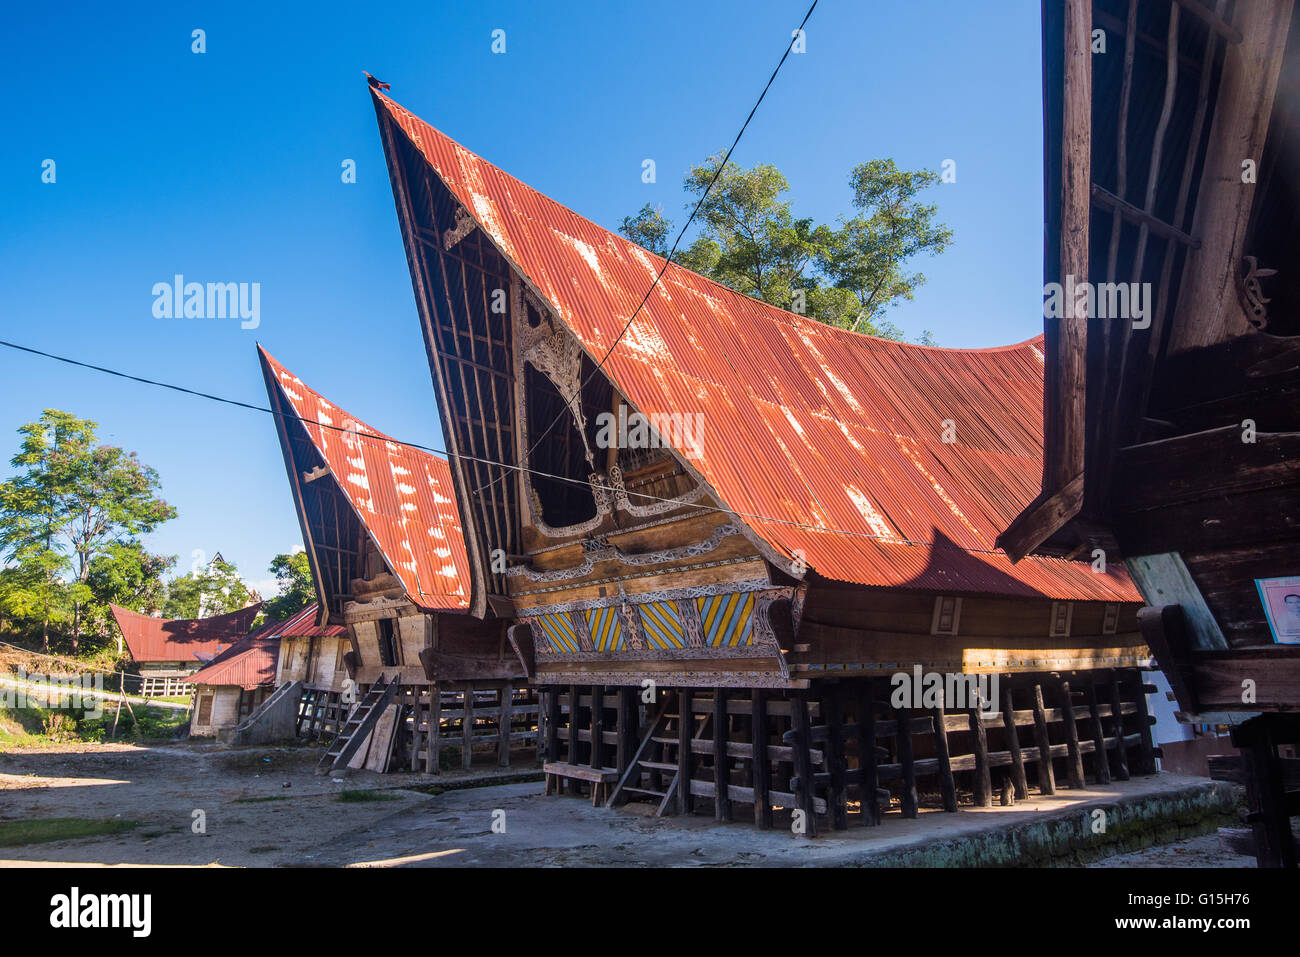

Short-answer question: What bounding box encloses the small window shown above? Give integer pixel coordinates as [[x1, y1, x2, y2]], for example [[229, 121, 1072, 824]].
[[930, 596, 962, 636], [378, 618, 400, 667], [1049, 601, 1073, 638], [1101, 602, 1120, 635], [196, 694, 213, 725]]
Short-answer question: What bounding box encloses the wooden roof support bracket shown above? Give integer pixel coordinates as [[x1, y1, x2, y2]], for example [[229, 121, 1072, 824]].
[[1137, 604, 1199, 714]]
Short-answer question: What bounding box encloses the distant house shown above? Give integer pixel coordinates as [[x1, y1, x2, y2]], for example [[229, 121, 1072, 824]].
[[109, 604, 263, 697], [189, 623, 281, 737]]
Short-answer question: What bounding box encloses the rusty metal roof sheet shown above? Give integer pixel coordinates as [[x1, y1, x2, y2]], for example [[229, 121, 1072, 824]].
[[110, 603, 263, 663], [189, 633, 279, 690], [260, 348, 472, 611], [374, 92, 1140, 603], [267, 602, 347, 639]]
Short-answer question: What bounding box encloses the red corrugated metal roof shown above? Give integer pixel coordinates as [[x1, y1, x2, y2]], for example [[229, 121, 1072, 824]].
[[189, 633, 279, 690], [267, 602, 347, 638], [374, 92, 1140, 603], [110, 604, 262, 663], [260, 348, 472, 611]]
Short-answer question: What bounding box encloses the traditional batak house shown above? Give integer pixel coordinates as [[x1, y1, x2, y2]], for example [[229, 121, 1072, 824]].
[[109, 603, 262, 697], [368, 85, 1155, 831], [188, 622, 281, 738], [258, 348, 536, 775], [999, 0, 1300, 866], [271, 601, 350, 737]]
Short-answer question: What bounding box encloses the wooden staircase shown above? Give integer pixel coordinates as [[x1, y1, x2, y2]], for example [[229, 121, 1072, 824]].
[[607, 692, 705, 815], [316, 674, 400, 776]]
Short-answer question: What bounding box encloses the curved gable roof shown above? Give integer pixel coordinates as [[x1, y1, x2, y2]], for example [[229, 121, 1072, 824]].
[[110, 603, 262, 664], [374, 91, 1139, 602], [260, 348, 472, 611]]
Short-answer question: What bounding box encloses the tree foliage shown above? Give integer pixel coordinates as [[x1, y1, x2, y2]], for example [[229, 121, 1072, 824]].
[[161, 557, 250, 620], [0, 411, 176, 650], [619, 157, 950, 342], [262, 550, 316, 622]]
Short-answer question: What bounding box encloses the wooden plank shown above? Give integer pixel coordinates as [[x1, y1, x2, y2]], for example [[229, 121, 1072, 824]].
[[968, 706, 992, 807], [897, 705, 918, 818], [931, 702, 958, 812], [1032, 683, 1056, 795], [714, 689, 730, 822], [751, 690, 772, 829], [1059, 680, 1086, 788]]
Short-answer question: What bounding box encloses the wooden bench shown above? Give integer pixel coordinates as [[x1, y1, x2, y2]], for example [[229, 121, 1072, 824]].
[[543, 762, 619, 806]]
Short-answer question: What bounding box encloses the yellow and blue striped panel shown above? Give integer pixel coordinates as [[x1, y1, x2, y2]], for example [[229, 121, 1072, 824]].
[[584, 606, 625, 652], [696, 592, 755, 647], [534, 612, 580, 654], [637, 600, 686, 649]]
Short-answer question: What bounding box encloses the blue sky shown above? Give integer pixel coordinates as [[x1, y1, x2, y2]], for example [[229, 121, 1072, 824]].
[[0, 1, 1045, 597]]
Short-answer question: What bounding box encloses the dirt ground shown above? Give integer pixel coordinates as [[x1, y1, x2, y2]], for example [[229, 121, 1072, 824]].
[[0, 740, 539, 867], [0, 742, 1256, 867]]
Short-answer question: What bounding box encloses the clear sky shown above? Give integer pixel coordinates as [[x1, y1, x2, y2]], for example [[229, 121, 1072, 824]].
[[0, 1, 1045, 597]]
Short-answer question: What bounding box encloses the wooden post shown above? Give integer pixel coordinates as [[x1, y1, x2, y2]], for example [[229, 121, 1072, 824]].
[[545, 687, 560, 763], [968, 707, 992, 807], [823, 688, 849, 829], [410, 687, 423, 772], [1059, 679, 1085, 788], [462, 684, 475, 772], [857, 682, 879, 825], [616, 687, 637, 776], [931, 702, 958, 812], [677, 688, 694, 815], [1086, 682, 1111, 785], [1109, 680, 1130, 781], [713, 689, 730, 822], [1031, 683, 1056, 795], [1235, 716, 1299, 869], [567, 683, 580, 765], [498, 681, 513, 769], [897, 706, 918, 818], [1131, 675, 1157, 775], [589, 684, 603, 771], [1001, 683, 1029, 800], [791, 692, 818, 836], [427, 684, 441, 774], [751, 689, 772, 829]]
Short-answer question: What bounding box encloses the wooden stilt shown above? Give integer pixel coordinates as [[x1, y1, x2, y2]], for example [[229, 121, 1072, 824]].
[[751, 689, 772, 830], [498, 680, 513, 769], [1001, 684, 1029, 800], [545, 688, 560, 763], [1131, 675, 1157, 775], [968, 706, 992, 807], [791, 692, 818, 835], [616, 687, 637, 775], [714, 689, 731, 822], [567, 683, 580, 768], [1031, 683, 1056, 795], [824, 688, 849, 830], [1059, 679, 1085, 788], [897, 706, 918, 819], [931, 702, 958, 812], [857, 682, 879, 825], [1109, 681, 1130, 781], [411, 688, 423, 772], [678, 689, 695, 815], [1086, 682, 1111, 785], [589, 684, 603, 772], [427, 684, 440, 774], [462, 683, 475, 772]]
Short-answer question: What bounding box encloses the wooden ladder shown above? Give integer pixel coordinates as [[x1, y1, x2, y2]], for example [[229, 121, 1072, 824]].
[[315, 674, 400, 776], [606, 692, 709, 816]]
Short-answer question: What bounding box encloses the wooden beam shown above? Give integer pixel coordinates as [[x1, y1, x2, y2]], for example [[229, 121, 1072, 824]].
[[932, 702, 958, 812], [1001, 684, 1029, 800], [1059, 680, 1086, 788], [824, 688, 849, 829], [678, 688, 694, 815], [714, 689, 730, 822], [1086, 682, 1112, 785], [1032, 684, 1057, 795], [790, 693, 818, 834], [857, 683, 880, 825], [1109, 681, 1131, 780], [968, 706, 993, 807], [897, 705, 919, 818], [752, 690, 772, 829]]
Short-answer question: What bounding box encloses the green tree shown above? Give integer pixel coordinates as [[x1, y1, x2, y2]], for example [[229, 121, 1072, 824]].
[[162, 557, 251, 620], [619, 203, 671, 258], [263, 550, 316, 621], [618, 157, 950, 343], [0, 411, 176, 650]]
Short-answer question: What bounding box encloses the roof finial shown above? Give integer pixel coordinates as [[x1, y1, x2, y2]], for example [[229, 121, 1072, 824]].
[[363, 71, 390, 92]]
